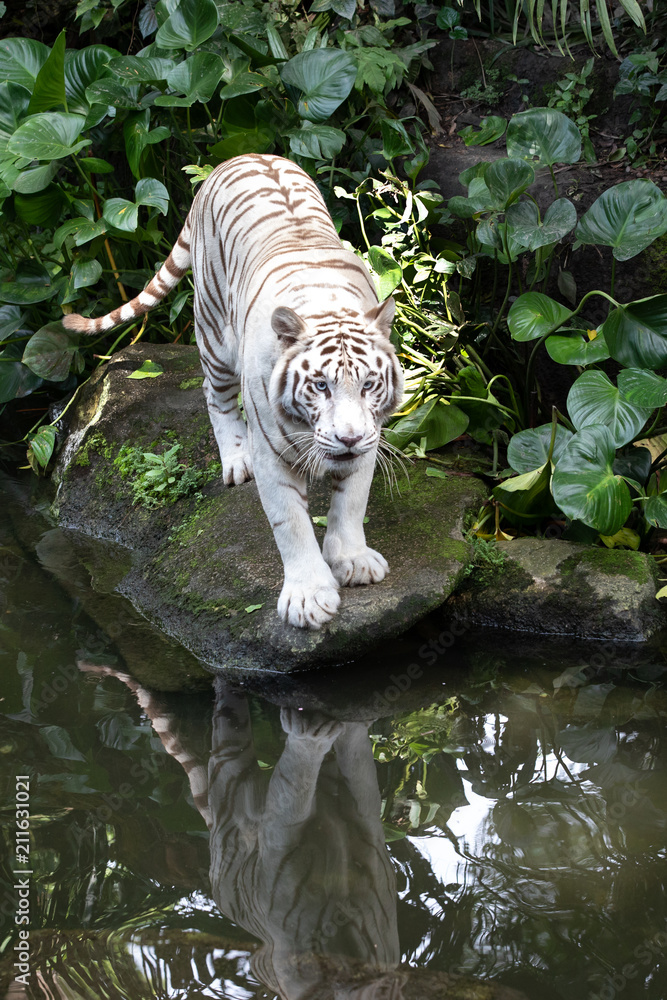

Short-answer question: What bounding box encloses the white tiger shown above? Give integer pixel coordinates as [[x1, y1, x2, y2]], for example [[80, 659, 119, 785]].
[[63, 154, 404, 630]]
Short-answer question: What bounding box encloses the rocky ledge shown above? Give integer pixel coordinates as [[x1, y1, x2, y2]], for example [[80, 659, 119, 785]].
[[49, 343, 665, 678], [51, 343, 486, 674]]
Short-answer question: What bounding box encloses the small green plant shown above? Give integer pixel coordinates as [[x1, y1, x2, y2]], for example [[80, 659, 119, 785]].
[[115, 442, 210, 508], [547, 57, 597, 161], [460, 67, 504, 107], [614, 49, 667, 164]]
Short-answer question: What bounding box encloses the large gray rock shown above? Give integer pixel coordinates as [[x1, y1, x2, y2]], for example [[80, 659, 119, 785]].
[[52, 343, 486, 674], [450, 537, 663, 642]]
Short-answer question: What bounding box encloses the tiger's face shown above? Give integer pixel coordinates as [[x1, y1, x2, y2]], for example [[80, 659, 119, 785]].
[[269, 300, 403, 473]]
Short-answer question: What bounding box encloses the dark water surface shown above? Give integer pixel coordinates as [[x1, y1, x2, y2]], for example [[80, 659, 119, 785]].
[[1, 484, 666, 1000]]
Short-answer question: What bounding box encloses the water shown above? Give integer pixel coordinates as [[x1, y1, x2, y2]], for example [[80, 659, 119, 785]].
[[1, 481, 666, 1000]]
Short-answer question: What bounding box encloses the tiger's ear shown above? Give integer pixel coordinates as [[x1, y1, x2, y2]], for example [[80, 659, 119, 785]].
[[364, 297, 395, 339], [272, 307, 307, 347]]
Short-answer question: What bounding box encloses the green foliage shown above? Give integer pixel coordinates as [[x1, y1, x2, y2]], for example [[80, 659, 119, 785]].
[[114, 441, 211, 507]]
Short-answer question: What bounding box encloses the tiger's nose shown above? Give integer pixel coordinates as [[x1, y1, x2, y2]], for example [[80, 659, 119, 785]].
[[336, 434, 363, 449]]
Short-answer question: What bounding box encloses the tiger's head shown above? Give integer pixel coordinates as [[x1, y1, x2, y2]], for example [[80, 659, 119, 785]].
[[269, 299, 404, 474]]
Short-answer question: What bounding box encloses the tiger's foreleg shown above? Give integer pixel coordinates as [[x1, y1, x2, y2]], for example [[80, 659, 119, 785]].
[[249, 433, 340, 629], [201, 366, 253, 487], [322, 449, 389, 587]]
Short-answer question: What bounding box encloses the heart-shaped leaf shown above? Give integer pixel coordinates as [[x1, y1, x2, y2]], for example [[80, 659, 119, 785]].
[[107, 55, 176, 83], [156, 0, 219, 50], [545, 329, 610, 365], [385, 398, 468, 450], [85, 78, 141, 109], [602, 295, 667, 369], [484, 157, 534, 210], [154, 52, 223, 106], [286, 123, 346, 159], [0, 261, 56, 304], [54, 217, 107, 248], [0, 342, 42, 404], [12, 162, 59, 194], [506, 197, 577, 250], [506, 107, 582, 167], [280, 49, 357, 122], [8, 112, 90, 160], [64, 45, 119, 113], [23, 323, 78, 380], [575, 180, 667, 261], [567, 369, 652, 447], [551, 424, 633, 534], [613, 445, 652, 486], [508, 292, 572, 341], [507, 423, 573, 473], [103, 197, 139, 232], [644, 493, 667, 528], [368, 246, 402, 299], [14, 184, 65, 227], [0, 38, 49, 88], [124, 110, 170, 178], [72, 258, 103, 289], [380, 119, 415, 160], [0, 82, 31, 149], [617, 368, 667, 409], [135, 177, 169, 215]]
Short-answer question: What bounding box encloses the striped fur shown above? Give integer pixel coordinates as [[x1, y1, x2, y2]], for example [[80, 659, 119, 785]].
[[64, 154, 404, 629]]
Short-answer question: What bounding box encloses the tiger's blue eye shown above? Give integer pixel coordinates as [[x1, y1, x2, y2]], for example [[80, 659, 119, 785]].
[[363, 380, 374, 390], [314, 380, 328, 392]]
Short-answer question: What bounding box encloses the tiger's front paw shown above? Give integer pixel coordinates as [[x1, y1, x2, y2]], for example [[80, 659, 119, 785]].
[[221, 450, 253, 486], [278, 575, 340, 629], [327, 547, 389, 587]]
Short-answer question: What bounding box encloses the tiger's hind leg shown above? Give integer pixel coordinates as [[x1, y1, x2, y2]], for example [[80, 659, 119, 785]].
[[201, 365, 254, 487]]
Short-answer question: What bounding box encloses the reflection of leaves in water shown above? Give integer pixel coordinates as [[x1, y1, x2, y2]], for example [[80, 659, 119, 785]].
[[559, 725, 617, 764], [97, 711, 144, 750], [40, 724, 87, 761]]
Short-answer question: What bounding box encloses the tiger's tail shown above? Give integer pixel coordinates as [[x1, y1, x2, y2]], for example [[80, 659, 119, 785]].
[[62, 218, 192, 335]]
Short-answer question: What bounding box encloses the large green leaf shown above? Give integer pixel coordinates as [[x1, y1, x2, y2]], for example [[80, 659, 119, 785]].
[[218, 60, 268, 101], [64, 45, 119, 114], [508, 292, 572, 342], [154, 52, 223, 106], [0, 38, 49, 88], [506, 107, 581, 167], [14, 184, 65, 227], [27, 425, 57, 471], [602, 295, 667, 369], [385, 399, 468, 451], [107, 55, 176, 83], [575, 180, 667, 261], [23, 323, 78, 381], [135, 177, 169, 215], [484, 157, 534, 210], [506, 198, 577, 251], [207, 129, 273, 160], [103, 197, 138, 232], [8, 112, 90, 160], [545, 330, 610, 365], [458, 115, 506, 146], [280, 49, 357, 122], [567, 370, 652, 447], [493, 462, 555, 523], [156, 0, 219, 50], [0, 262, 56, 304], [0, 82, 31, 145], [85, 79, 141, 109], [124, 110, 170, 179], [617, 368, 667, 409], [54, 217, 107, 248], [27, 29, 66, 115], [644, 493, 667, 528], [368, 246, 402, 299], [286, 122, 346, 159], [12, 161, 59, 194], [0, 342, 42, 404], [551, 424, 633, 534], [507, 423, 573, 473], [380, 119, 415, 161]]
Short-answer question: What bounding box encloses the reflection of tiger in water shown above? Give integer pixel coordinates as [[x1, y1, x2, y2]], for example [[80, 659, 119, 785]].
[[80, 664, 400, 999], [64, 154, 404, 631]]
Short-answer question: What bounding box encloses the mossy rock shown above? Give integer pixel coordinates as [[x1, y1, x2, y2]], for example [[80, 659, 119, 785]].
[[448, 537, 663, 641], [51, 343, 487, 677]]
